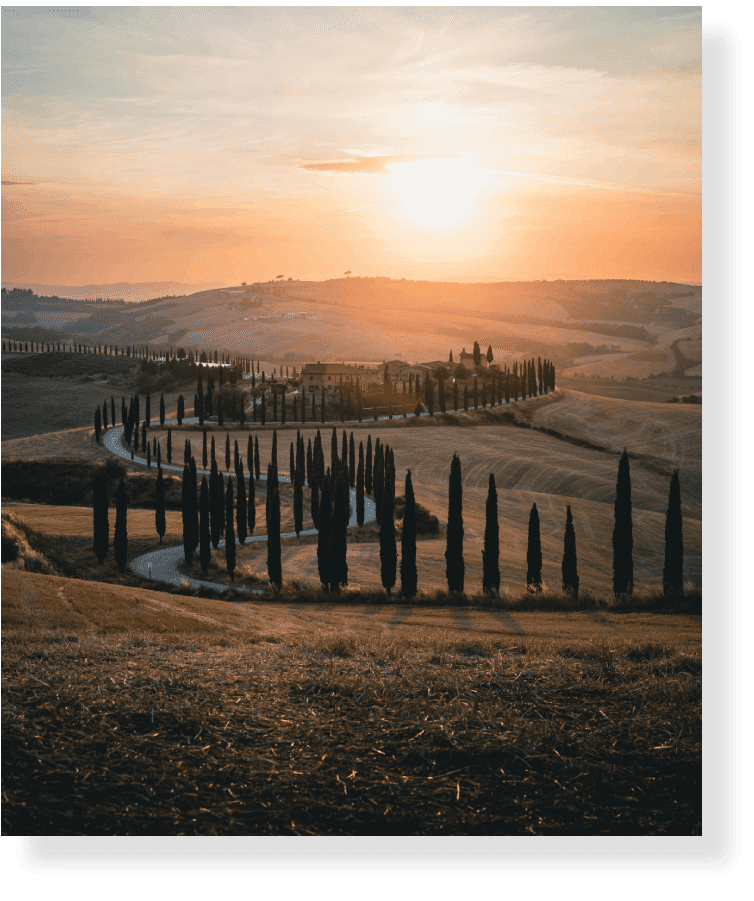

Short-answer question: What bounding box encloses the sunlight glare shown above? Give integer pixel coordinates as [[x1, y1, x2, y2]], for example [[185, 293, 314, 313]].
[[386, 158, 490, 229]]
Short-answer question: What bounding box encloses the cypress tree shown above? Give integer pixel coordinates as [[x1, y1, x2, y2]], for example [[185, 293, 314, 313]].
[[306, 438, 313, 486], [160, 393, 165, 426], [316, 474, 332, 588], [445, 453, 464, 592], [473, 378, 478, 409], [141, 420, 147, 452], [379, 455, 397, 595], [254, 436, 260, 480], [400, 469, 417, 598], [482, 473, 500, 595], [247, 434, 253, 475], [562, 505, 579, 597], [248, 463, 256, 537], [316, 429, 325, 483], [312, 390, 316, 422], [331, 426, 338, 471], [217, 470, 225, 538], [225, 433, 231, 472], [293, 469, 303, 536], [341, 429, 348, 469], [234, 438, 240, 474], [356, 441, 365, 526], [102, 400, 108, 430], [365, 434, 373, 495], [209, 459, 219, 549], [153, 468, 165, 546], [267, 463, 282, 589], [453, 379, 459, 412], [311, 470, 320, 529], [182, 463, 193, 564], [225, 479, 236, 581], [113, 479, 128, 573], [272, 428, 278, 472], [147, 443, 151, 468], [374, 440, 384, 524], [438, 372, 446, 413], [613, 449, 634, 595], [237, 469, 247, 545], [189, 456, 199, 554], [330, 468, 348, 590], [289, 441, 295, 481], [526, 503, 542, 592], [663, 470, 683, 595], [94, 406, 101, 443], [92, 475, 109, 564], [199, 476, 211, 573]]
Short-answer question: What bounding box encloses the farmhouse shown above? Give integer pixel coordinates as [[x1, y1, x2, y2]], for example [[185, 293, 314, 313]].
[[459, 347, 488, 369], [301, 361, 370, 392]]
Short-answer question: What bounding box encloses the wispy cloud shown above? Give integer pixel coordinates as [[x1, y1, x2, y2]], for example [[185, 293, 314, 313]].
[[300, 153, 458, 175]]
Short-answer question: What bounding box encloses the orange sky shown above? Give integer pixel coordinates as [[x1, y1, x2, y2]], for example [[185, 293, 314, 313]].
[[2, 7, 701, 286]]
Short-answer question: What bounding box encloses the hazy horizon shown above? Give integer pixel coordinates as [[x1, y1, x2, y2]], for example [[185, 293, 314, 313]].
[[2, 6, 701, 287]]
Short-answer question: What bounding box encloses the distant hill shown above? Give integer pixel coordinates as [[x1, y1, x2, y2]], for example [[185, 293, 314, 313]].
[[1, 281, 226, 303], [0, 278, 701, 378]]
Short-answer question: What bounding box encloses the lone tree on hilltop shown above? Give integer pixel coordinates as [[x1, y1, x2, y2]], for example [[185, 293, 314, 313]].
[[663, 470, 683, 596], [155, 467, 166, 544], [400, 469, 417, 599], [613, 449, 634, 595], [473, 341, 481, 369], [486, 345, 493, 365], [445, 453, 464, 592], [113, 478, 128, 573], [482, 473, 499, 596], [561, 505, 579, 597], [526, 503, 542, 592]]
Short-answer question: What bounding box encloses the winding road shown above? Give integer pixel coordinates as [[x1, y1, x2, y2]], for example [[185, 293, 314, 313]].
[[102, 388, 549, 594]]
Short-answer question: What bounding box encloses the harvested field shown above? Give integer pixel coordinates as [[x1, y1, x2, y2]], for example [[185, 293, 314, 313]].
[[1, 570, 702, 836]]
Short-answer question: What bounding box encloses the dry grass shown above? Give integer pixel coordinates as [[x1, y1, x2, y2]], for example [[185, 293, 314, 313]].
[[2, 589, 702, 835]]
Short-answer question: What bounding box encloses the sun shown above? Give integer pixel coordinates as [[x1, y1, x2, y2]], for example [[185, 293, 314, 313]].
[[386, 157, 490, 229]]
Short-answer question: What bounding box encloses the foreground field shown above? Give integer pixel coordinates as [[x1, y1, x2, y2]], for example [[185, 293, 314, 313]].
[[2, 570, 701, 835]]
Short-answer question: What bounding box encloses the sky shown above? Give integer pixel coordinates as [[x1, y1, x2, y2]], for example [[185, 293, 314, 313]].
[[1, 5, 702, 286]]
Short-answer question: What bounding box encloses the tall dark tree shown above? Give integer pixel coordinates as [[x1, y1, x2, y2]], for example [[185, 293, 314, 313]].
[[141, 419, 147, 453], [189, 456, 199, 554], [272, 429, 278, 472], [356, 441, 365, 527], [482, 473, 500, 595], [663, 470, 683, 596], [311, 470, 320, 529], [330, 468, 348, 590], [486, 345, 493, 365], [248, 463, 256, 537], [160, 393, 165, 426], [331, 426, 338, 471], [290, 441, 295, 482], [373, 440, 385, 524], [453, 379, 459, 412], [254, 436, 260, 480], [400, 469, 417, 598], [209, 459, 219, 549], [152, 466, 166, 545], [293, 469, 304, 537], [202, 429, 208, 470], [225, 479, 236, 581], [341, 429, 348, 470], [113, 478, 128, 573], [102, 400, 108, 430], [111, 396, 116, 429], [526, 503, 542, 592], [365, 434, 373, 495], [562, 505, 579, 597], [166, 427, 172, 464], [182, 463, 193, 565], [92, 475, 109, 564], [266, 463, 282, 589], [316, 474, 332, 589], [473, 341, 481, 368], [199, 476, 211, 573], [379, 454, 397, 595], [236, 469, 247, 545], [306, 438, 313, 487], [445, 453, 465, 592], [94, 406, 101, 443], [217, 470, 225, 539], [612, 449, 634, 595]]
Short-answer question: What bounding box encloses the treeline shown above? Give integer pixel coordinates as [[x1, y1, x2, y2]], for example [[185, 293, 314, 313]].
[[92, 429, 686, 599]]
